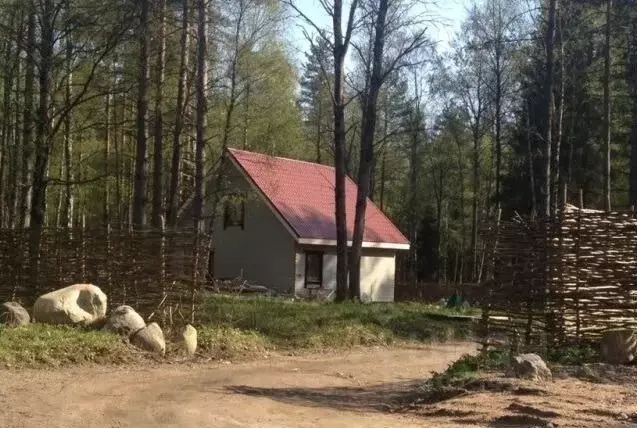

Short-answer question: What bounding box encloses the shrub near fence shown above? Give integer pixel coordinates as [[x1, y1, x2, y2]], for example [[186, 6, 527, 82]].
[[0, 227, 208, 320], [482, 210, 637, 348]]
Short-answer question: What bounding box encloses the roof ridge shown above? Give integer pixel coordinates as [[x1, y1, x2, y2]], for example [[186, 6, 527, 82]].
[[228, 147, 335, 171]]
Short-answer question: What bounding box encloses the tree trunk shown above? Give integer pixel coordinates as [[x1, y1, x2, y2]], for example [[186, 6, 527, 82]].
[[19, 2, 36, 230], [133, 0, 150, 229], [527, 105, 537, 218], [167, 0, 190, 227], [543, 0, 558, 217], [0, 9, 17, 228], [407, 110, 420, 286], [332, 0, 356, 302], [349, 0, 388, 300], [552, 13, 565, 214], [193, 0, 207, 231], [629, 15, 637, 207], [152, 0, 166, 228], [29, 0, 55, 295], [603, 0, 612, 211], [62, 29, 74, 228]]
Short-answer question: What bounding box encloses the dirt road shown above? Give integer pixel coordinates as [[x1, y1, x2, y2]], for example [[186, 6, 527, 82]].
[[3, 342, 636, 428], [0, 343, 474, 428]]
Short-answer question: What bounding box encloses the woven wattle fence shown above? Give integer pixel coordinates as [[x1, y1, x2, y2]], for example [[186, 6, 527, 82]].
[[481, 209, 637, 347], [0, 226, 208, 321]]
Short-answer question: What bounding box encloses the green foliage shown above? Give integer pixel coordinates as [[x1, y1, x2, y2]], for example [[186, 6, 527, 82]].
[[548, 344, 600, 366], [429, 350, 510, 388], [0, 324, 136, 367], [198, 295, 476, 350]]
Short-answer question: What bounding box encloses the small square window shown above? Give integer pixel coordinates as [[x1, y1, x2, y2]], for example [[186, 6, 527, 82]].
[[223, 194, 245, 229], [305, 251, 323, 288]]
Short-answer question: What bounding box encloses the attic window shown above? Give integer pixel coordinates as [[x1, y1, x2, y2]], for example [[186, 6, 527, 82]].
[[223, 194, 245, 229]]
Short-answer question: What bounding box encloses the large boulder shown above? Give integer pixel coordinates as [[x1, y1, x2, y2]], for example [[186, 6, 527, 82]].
[[103, 305, 146, 337], [179, 324, 197, 356], [33, 283, 107, 326], [512, 353, 552, 381], [601, 329, 637, 364], [1, 302, 30, 327], [131, 322, 166, 356]]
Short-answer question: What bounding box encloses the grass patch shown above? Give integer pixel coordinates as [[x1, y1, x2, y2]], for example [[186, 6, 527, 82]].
[[197, 294, 476, 352], [430, 350, 510, 388], [0, 324, 137, 368]]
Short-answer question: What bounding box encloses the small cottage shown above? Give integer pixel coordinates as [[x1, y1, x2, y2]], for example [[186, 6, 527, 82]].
[[212, 148, 410, 302]]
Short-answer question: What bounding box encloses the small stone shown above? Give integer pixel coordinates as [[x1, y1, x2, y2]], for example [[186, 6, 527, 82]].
[[103, 305, 146, 338], [512, 353, 552, 381], [1, 302, 30, 327], [179, 324, 197, 356], [131, 322, 165, 356]]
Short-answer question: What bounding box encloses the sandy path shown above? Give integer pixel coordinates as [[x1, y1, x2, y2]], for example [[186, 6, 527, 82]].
[[0, 343, 476, 428]]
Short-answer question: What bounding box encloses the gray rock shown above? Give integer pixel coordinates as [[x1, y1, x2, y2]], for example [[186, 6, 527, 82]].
[[33, 284, 107, 326], [103, 305, 146, 338], [1, 302, 30, 327], [131, 322, 165, 356], [512, 353, 552, 381], [180, 324, 197, 356]]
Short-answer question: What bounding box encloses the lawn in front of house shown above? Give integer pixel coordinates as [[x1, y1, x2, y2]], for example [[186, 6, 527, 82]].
[[197, 294, 478, 354]]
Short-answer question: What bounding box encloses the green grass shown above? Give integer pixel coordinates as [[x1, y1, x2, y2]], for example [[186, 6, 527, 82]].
[[197, 294, 477, 352], [429, 350, 510, 388], [0, 324, 138, 368]]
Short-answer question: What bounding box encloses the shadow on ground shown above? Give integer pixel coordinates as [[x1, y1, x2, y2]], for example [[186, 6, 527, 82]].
[[226, 380, 433, 414], [227, 379, 567, 427]]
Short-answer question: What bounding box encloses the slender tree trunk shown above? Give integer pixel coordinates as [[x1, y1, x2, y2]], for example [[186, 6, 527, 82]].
[[316, 99, 321, 163], [133, 0, 150, 228], [527, 105, 537, 218], [407, 110, 420, 286], [19, 3, 36, 230], [62, 30, 74, 228], [167, 0, 190, 227], [553, 14, 565, 214], [243, 82, 250, 150], [332, 0, 356, 302], [494, 43, 502, 215], [543, 0, 558, 216], [349, 0, 388, 300], [603, 0, 612, 211], [0, 10, 17, 228], [152, 0, 166, 228], [629, 15, 637, 207], [29, 0, 55, 294], [193, 0, 207, 230]]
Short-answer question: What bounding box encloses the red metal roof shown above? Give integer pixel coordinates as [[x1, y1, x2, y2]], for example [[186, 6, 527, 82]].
[[228, 148, 409, 246]]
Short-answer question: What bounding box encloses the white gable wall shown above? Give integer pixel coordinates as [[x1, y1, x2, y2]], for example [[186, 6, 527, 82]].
[[294, 247, 396, 302], [212, 167, 296, 293]]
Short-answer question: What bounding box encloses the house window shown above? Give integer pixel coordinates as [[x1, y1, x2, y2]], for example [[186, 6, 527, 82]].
[[305, 251, 323, 288], [223, 194, 245, 229]]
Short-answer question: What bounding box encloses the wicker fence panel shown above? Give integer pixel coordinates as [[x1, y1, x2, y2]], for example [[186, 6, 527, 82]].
[[0, 227, 208, 320], [482, 211, 637, 347]]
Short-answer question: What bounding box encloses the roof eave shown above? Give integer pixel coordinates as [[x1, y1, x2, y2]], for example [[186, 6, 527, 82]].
[[297, 238, 410, 251]]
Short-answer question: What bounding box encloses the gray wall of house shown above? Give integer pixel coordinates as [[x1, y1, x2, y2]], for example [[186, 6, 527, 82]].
[[212, 166, 296, 293], [294, 246, 397, 302]]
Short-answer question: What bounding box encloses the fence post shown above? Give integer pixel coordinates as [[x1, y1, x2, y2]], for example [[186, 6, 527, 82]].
[[160, 215, 167, 325], [191, 228, 200, 324], [81, 214, 87, 283]]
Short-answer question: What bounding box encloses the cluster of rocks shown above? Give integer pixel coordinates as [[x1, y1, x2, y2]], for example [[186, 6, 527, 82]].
[[0, 283, 197, 357]]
